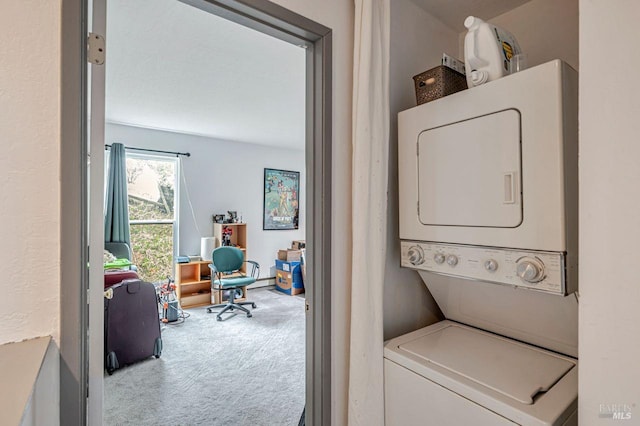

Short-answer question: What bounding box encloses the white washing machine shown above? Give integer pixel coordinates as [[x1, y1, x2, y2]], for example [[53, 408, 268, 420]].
[[384, 321, 577, 425], [389, 60, 579, 426]]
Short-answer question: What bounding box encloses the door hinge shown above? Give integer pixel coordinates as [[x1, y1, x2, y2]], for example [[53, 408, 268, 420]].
[[87, 33, 105, 65], [305, 302, 310, 311]]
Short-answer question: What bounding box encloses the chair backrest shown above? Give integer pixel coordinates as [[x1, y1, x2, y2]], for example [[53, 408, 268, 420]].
[[212, 246, 244, 274], [105, 242, 132, 261]]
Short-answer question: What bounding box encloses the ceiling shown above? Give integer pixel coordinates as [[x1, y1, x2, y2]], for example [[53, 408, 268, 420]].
[[105, 0, 532, 149], [105, 0, 306, 149], [410, 0, 532, 31]]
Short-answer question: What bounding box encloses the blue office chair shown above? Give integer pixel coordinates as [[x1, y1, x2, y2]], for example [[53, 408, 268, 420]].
[[206, 246, 259, 321]]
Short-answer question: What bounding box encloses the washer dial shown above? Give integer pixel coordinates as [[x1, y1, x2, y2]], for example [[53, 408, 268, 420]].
[[484, 259, 498, 272], [446, 254, 459, 266], [516, 257, 545, 283], [434, 253, 445, 264], [407, 245, 425, 266]]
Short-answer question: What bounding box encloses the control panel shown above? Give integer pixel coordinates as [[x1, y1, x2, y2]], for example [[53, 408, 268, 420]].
[[401, 241, 566, 295]]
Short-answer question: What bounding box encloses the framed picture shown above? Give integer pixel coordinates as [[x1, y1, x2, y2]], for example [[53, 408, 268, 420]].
[[263, 168, 300, 230]]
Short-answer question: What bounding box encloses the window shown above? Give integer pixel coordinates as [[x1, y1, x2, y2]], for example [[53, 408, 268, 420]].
[[126, 154, 178, 283]]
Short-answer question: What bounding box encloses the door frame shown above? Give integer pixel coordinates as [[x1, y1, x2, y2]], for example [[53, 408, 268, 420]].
[[60, 0, 332, 424]]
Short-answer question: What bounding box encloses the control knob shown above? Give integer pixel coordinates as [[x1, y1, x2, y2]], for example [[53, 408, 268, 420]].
[[446, 254, 458, 267], [516, 257, 545, 283], [433, 253, 445, 264], [407, 245, 425, 266], [484, 259, 498, 272]]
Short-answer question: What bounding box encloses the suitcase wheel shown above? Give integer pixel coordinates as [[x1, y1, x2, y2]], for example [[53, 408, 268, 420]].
[[154, 337, 163, 358], [106, 351, 119, 375]]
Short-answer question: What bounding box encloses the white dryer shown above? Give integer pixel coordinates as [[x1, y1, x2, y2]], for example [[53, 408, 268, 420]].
[[388, 60, 579, 426]]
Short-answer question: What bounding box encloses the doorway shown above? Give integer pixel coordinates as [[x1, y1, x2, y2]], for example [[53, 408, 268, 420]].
[[103, 3, 307, 418], [59, 0, 332, 424]]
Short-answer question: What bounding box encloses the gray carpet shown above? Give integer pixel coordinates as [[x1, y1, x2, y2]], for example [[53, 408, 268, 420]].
[[104, 287, 306, 426]]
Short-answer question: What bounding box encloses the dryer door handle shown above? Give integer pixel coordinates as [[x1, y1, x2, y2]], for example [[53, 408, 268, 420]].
[[504, 172, 517, 204]]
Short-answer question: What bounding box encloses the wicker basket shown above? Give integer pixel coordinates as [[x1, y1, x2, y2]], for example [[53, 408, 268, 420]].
[[413, 65, 467, 105]]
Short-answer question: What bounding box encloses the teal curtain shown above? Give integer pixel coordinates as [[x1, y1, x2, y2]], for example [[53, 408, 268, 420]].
[[104, 143, 130, 245]]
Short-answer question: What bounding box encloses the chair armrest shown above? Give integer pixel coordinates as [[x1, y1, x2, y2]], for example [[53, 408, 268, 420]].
[[245, 260, 260, 279]]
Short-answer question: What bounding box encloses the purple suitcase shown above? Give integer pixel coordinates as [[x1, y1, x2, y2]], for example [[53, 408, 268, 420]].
[[104, 269, 139, 289], [104, 279, 162, 374]]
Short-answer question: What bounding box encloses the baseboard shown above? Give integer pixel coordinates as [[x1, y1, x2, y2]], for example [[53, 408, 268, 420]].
[[248, 277, 275, 289]]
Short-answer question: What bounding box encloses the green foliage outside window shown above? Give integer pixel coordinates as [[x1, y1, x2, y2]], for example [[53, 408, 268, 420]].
[[126, 157, 176, 284], [130, 223, 173, 284]]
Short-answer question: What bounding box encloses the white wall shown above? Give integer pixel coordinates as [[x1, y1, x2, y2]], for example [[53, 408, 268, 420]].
[[579, 1, 640, 423], [267, 1, 353, 424], [386, 0, 456, 339], [457, 0, 579, 71], [106, 123, 305, 278], [0, 2, 60, 345]]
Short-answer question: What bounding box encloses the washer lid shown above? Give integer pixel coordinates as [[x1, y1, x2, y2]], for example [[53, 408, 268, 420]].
[[397, 324, 575, 405]]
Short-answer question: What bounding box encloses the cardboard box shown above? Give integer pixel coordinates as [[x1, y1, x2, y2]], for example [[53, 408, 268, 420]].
[[276, 259, 301, 273], [278, 249, 302, 262], [275, 259, 304, 295], [291, 240, 306, 250], [275, 268, 304, 295]]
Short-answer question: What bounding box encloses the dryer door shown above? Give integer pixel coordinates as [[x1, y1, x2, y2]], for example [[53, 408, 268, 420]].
[[417, 109, 522, 228]]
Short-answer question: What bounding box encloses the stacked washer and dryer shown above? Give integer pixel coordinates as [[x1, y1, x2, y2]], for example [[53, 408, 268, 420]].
[[386, 60, 579, 425]]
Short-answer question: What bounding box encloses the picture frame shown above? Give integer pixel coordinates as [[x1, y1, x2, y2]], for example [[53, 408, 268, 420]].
[[263, 168, 300, 230]]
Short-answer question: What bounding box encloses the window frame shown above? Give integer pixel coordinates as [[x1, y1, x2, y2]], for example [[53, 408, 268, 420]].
[[125, 151, 180, 280]]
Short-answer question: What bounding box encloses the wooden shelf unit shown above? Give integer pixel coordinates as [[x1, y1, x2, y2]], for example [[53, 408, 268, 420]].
[[213, 222, 248, 274], [176, 223, 250, 309], [175, 260, 212, 309]]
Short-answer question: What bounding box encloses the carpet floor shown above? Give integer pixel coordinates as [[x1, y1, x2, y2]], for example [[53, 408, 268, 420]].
[[104, 287, 305, 426]]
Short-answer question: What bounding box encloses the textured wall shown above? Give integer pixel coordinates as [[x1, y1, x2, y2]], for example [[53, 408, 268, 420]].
[[0, 1, 61, 344], [386, 0, 454, 340], [579, 0, 640, 423]]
